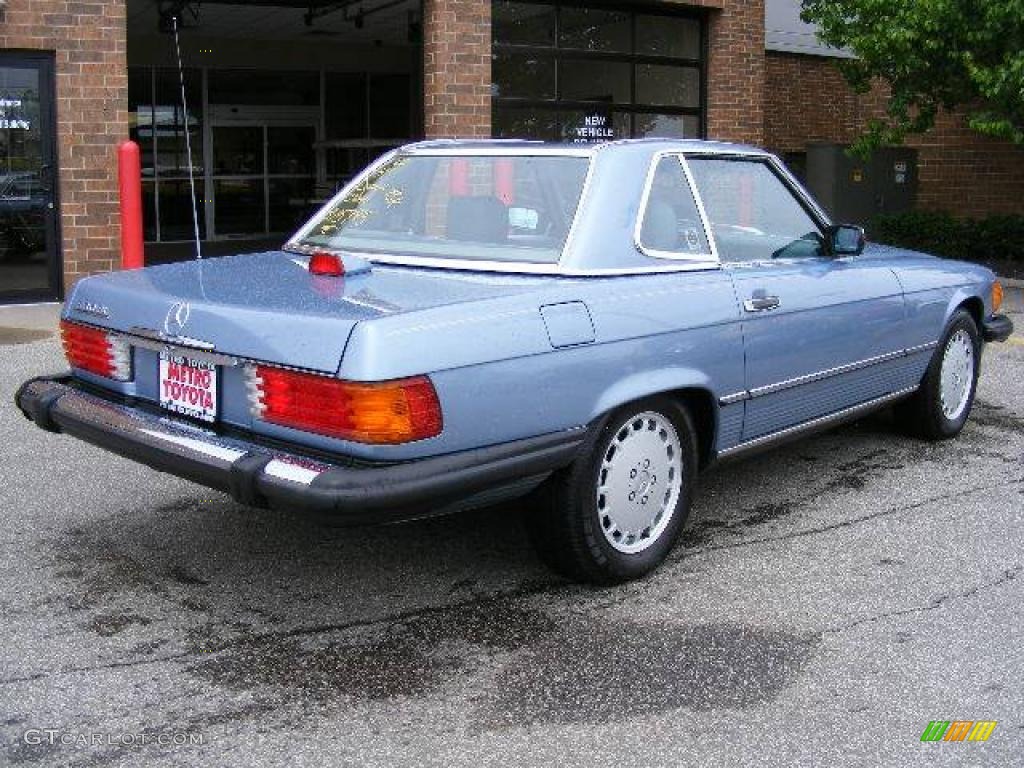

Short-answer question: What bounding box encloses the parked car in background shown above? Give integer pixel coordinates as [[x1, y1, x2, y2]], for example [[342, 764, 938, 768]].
[[16, 139, 1013, 583]]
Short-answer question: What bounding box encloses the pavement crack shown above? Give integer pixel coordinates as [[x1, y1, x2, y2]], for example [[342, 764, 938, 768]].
[[824, 564, 1022, 635]]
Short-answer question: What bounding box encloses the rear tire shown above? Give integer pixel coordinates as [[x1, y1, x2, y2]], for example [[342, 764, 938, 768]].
[[525, 396, 698, 584], [895, 309, 981, 440]]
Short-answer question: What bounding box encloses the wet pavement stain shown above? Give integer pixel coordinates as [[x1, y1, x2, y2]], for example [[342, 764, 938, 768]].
[[969, 400, 1024, 436], [478, 621, 817, 728], [86, 612, 152, 637], [188, 599, 558, 703]]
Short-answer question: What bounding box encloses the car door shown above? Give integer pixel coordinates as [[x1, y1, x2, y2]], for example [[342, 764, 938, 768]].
[[685, 155, 907, 442]]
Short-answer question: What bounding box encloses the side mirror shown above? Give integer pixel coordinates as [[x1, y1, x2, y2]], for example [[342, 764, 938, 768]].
[[827, 224, 866, 256]]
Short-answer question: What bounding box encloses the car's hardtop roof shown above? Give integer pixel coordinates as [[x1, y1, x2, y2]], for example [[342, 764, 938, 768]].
[[401, 137, 767, 157]]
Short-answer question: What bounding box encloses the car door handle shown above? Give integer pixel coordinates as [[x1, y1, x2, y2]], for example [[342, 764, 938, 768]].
[[743, 295, 781, 312]]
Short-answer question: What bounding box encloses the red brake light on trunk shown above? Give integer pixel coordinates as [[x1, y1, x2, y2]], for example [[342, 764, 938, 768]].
[[60, 320, 132, 381], [308, 251, 344, 277], [245, 365, 442, 444]]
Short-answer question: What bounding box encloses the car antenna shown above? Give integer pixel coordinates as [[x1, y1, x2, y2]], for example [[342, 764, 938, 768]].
[[171, 12, 202, 260]]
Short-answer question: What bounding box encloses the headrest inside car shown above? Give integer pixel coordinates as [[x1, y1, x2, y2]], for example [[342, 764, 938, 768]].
[[447, 196, 509, 243]]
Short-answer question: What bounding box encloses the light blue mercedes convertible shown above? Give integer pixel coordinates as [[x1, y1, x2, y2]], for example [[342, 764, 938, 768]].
[[16, 139, 1013, 583]]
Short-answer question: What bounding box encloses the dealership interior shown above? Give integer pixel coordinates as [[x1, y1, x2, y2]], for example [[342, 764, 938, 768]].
[[126, 0, 424, 261]]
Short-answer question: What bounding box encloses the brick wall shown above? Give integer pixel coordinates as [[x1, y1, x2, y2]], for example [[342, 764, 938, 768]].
[[764, 51, 1024, 219], [423, 0, 491, 138], [705, 0, 764, 145]]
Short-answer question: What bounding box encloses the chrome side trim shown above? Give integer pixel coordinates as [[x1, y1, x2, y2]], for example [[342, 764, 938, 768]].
[[749, 348, 907, 398], [717, 387, 918, 460], [905, 340, 939, 355], [717, 341, 939, 406], [719, 391, 749, 406]]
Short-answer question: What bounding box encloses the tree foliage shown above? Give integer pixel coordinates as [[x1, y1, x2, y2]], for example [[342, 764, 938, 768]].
[[801, 0, 1024, 154]]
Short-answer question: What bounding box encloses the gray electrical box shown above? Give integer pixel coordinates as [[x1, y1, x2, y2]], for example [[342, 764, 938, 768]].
[[804, 143, 918, 229]]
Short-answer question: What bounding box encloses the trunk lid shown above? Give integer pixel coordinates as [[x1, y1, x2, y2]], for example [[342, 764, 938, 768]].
[[64, 251, 541, 373]]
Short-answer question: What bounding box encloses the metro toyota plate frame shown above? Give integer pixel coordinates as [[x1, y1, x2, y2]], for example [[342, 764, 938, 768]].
[[159, 350, 218, 423]]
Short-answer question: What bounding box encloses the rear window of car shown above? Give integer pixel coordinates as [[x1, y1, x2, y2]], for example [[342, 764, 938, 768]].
[[298, 154, 590, 265]]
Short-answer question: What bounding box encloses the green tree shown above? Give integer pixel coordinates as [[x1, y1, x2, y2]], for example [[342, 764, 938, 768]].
[[801, 0, 1024, 154]]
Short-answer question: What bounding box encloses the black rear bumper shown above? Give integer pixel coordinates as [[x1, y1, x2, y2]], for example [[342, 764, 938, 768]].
[[15, 375, 584, 523], [983, 314, 1014, 343]]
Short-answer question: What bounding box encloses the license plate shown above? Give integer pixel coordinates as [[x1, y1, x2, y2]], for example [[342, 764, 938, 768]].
[[159, 352, 218, 423]]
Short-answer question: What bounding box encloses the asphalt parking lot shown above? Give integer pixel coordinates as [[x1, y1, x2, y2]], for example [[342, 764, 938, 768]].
[[1, 294, 1022, 767]]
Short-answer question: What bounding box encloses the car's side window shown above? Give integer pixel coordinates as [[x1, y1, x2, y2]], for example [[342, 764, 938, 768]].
[[637, 155, 711, 258], [686, 157, 824, 263]]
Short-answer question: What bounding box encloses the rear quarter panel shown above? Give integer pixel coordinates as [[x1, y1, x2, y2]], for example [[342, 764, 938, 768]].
[[333, 270, 744, 461]]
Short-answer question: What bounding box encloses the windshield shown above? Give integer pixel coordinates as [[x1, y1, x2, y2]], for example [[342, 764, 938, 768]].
[[297, 154, 590, 265]]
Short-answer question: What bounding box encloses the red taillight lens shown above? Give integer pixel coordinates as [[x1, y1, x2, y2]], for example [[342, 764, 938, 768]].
[[60, 320, 132, 381], [308, 251, 344, 276], [246, 365, 442, 444]]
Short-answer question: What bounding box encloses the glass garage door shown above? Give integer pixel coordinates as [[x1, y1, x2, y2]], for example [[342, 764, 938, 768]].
[[492, 1, 705, 143]]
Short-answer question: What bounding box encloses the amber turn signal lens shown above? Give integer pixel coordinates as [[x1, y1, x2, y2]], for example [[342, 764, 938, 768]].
[[247, 365, 442, 444], [992, 281, 1003, 313]]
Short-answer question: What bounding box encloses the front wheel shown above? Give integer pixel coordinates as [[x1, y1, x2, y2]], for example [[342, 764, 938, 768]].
[[896, 309, 981, 440], [526, 397, 698, 584]]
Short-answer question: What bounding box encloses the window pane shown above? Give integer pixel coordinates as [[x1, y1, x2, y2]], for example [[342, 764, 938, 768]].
[[559, 7, 630, 52], [214, 179, 264, 235], [208, 69, 319, 106], [559, 59, 630, 103], [493, 53, 555, 99], [688, 158, 823, 262], [634, 113, 700, 139], [636, 15, 700, 59], [325, 73, 367, 140], [154, 68, 202, 177], [212, 126, 263, 175], [268, 127, 315, 175], [493, 1, 555, 46], [636, 65, 700, 108], [128, 67, 155, 177], [300, 155, 590, 264], [158, 179, 206, 240], [638, 156, 709, 255], [493, 107, 558, 140], [369, 74, 412, 137]]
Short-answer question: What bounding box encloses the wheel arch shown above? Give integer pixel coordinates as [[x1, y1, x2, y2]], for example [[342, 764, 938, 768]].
[[953, 295, 985, 331], [588, 370, 719, 470]]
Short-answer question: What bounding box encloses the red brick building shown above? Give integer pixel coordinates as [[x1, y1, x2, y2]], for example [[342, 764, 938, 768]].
[[0, 0, 1020, 302]]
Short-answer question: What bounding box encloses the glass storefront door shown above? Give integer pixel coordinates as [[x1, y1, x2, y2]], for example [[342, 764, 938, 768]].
[[210, 118, 317, 239], [0, 53, 59, 301]]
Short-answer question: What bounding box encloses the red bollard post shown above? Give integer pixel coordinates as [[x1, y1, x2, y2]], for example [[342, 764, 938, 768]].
[[117, 140, 144, 269]]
